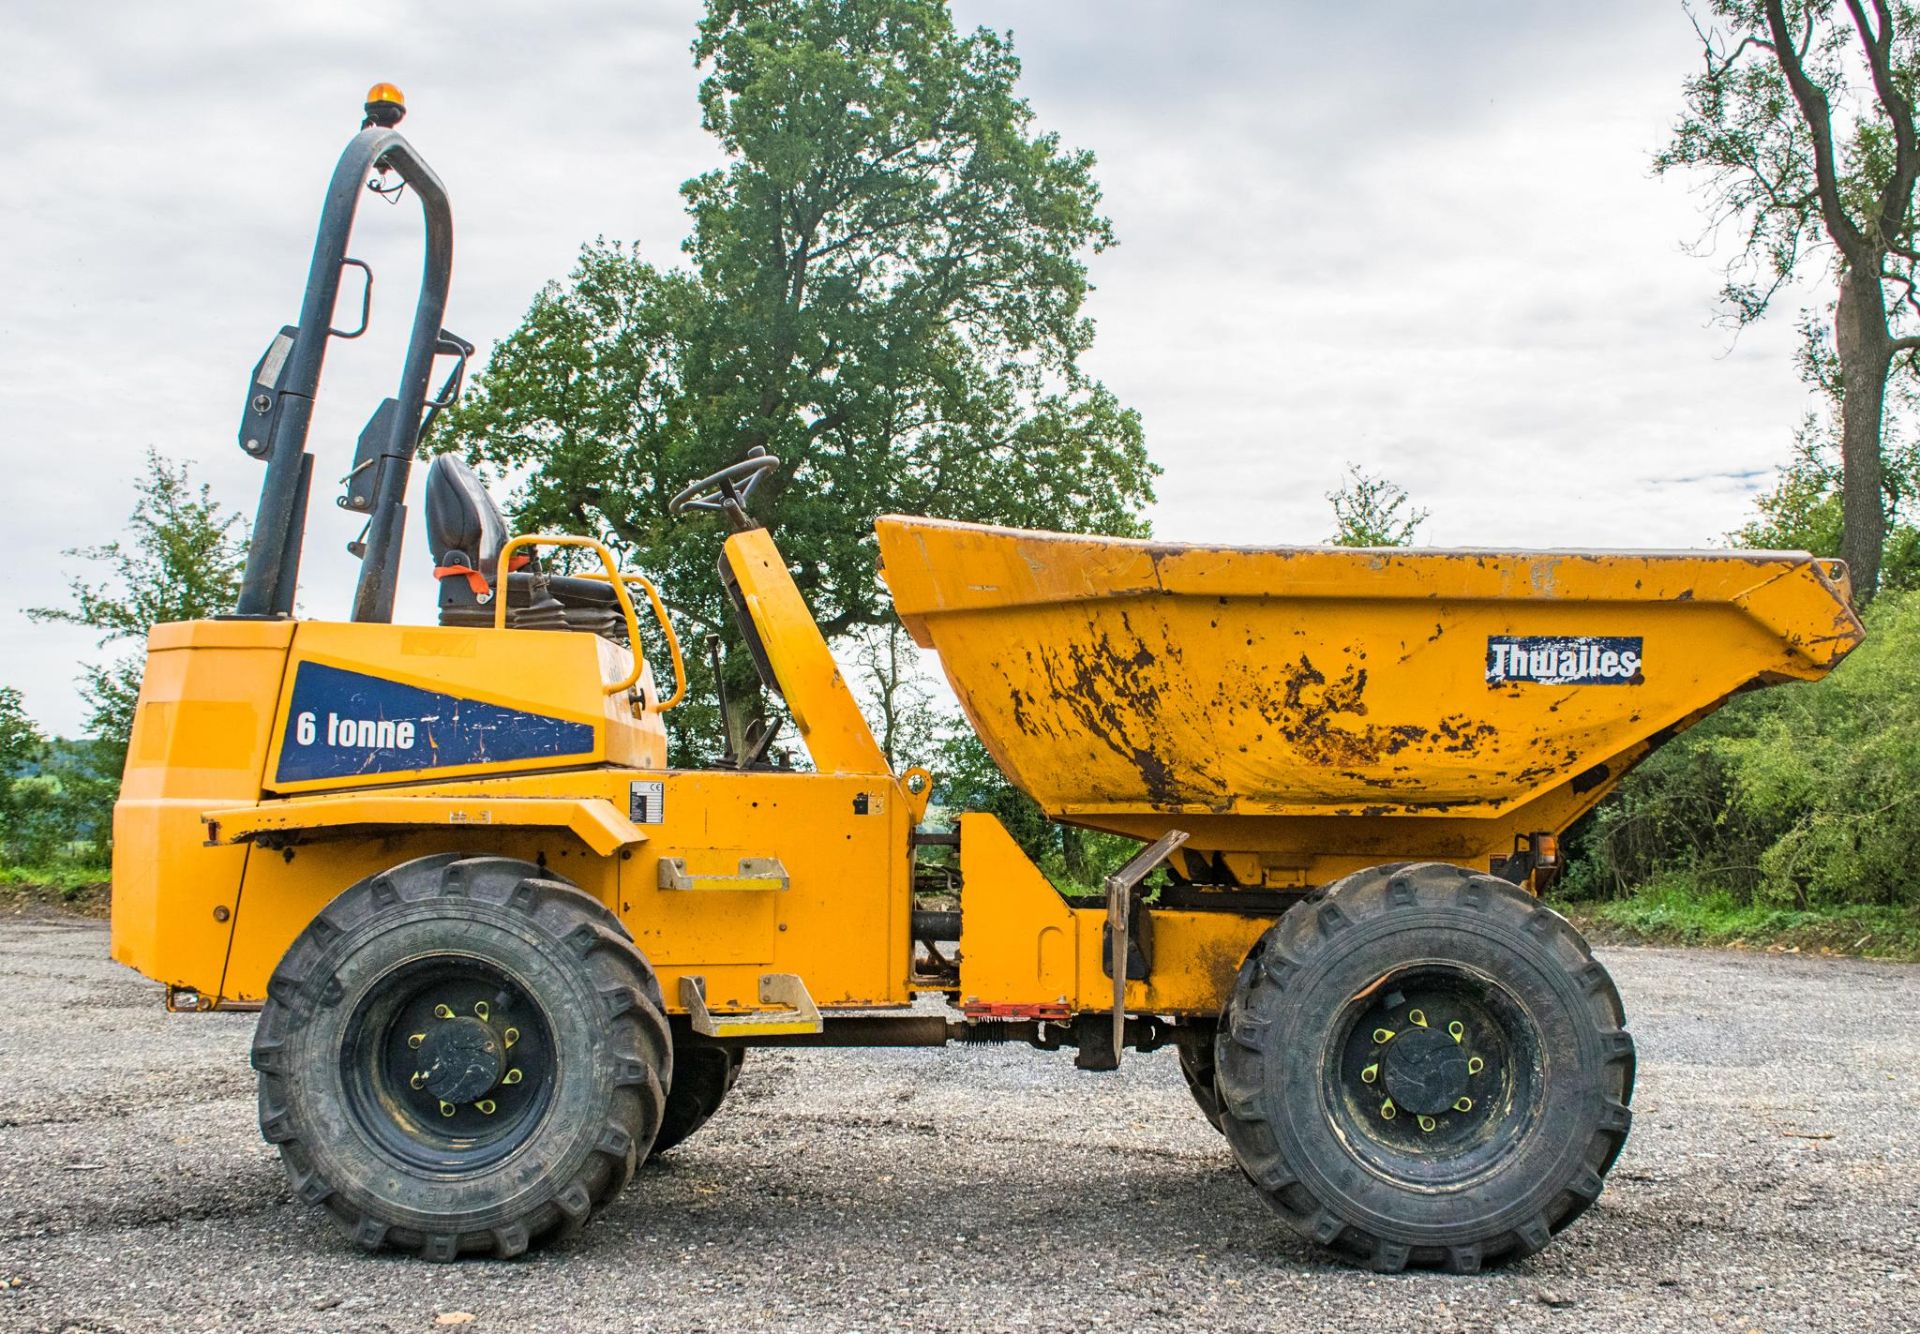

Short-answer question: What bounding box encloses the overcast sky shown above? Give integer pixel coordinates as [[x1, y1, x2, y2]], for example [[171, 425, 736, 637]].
[[1, 1, 1824, 735]]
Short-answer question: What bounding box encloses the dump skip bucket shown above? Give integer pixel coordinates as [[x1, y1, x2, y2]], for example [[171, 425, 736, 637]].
[[878, 517, 1864, 886]]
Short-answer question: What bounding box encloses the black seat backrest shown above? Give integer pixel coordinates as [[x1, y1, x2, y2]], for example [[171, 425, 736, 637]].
[[421, 455, 625, 642], [425, 454, 508, 572]]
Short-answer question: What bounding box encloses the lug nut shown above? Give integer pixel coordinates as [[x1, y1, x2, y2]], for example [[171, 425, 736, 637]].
[[1454, 1096, 1474, 1112], [475, 1099, 496, 1115], [1408, 1008, 1428, 1028], [1448, 1020, 1464, 1042], [438, 1101, 456, 1118], [1380, 1098, 1397, 1120], [410, 1071, 428, 1090], [1417, 1114, 1437, 1133], [407, 1033, 425, 1049], [474, 1001, 490, 1021], [433, 1004, 454, 1020], [1372, 1027, 1395, 1044], [503, 1027, 519, 1048], [502, 1068, 523, 1085], [1467, 1056, 1485, 1075], [1360, 1063, 1379, 1085]]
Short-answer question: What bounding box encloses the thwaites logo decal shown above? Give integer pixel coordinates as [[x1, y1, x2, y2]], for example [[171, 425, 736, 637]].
[[276, 662, 596, 783], [1486, 636, 1644, 686]]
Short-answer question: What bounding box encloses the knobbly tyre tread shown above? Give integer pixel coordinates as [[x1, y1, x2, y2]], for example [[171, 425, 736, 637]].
[[252, 853, 671, 1260], [648, 1043, 747, 1159], [1213, 861, 1636, 1272]]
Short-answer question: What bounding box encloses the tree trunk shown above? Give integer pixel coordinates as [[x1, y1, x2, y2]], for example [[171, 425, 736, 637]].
[[1061, 825, 1091, 884], [1834, 263, 1891, 602]]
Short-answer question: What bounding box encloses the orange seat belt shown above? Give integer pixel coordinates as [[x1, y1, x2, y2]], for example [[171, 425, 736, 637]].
[[433, 553, 533, 597]]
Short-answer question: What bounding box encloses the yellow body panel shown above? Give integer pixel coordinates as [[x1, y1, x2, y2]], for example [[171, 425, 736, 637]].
[[111, 620, 294, 989], [878, 517, 1865, 882], [207, 768, 910, 1011], [204, 792, 647, 856], [955, 814, 1269, 1017], [618, 770, 909, 1012], [724, 527, 890, 775], [116, 531, 915, 1014]]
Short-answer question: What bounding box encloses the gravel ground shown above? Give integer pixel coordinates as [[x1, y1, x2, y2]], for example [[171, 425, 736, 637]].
[[1, 914, 1916, 1333]]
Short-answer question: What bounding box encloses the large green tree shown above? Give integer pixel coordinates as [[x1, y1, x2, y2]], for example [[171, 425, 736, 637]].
[[436, 0, 1155, 712], [1659, 0, 1920, 600]]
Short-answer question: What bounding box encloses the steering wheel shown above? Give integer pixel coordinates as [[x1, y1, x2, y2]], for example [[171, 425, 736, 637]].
[[668, 447, 782, 524]]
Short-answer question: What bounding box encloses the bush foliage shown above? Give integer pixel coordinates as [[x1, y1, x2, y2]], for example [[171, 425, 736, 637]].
[[1564, 589, 1920, 910]]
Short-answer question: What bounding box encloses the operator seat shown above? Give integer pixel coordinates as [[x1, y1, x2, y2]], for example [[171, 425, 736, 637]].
[[423, 455, 625, 641]]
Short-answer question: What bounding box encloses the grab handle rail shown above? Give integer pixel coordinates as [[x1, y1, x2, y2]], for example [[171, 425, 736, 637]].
[[572, 572, 687, 712], [492, 535, 643, 697]]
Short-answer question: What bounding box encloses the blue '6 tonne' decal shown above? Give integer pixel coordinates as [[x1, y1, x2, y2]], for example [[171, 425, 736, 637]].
[[275, 662, 596, 783]]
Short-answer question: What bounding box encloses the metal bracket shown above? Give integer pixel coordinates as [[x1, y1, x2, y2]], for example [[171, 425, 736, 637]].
[[656, 856, 789, 891], [1104, 829, 1189, 1066], [679, 973, 823, 1038]]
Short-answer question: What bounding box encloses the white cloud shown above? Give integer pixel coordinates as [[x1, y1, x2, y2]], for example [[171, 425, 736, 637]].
[[1, 0, 1825, 733]]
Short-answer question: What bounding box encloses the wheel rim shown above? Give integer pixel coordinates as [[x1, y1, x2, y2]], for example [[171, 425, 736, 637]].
[[341, 955, 557, 1173], [1322, 962, 1543, 1188]]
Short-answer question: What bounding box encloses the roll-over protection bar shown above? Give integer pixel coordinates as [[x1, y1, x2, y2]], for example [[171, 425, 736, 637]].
[[234, 122, 455, 624]]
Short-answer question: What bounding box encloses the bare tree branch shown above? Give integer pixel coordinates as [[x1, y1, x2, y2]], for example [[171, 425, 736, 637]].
[[1883, 266, 1920, 319], [1766, 0, 1869, 257], [1846, 0, 1920, 248], [1695, 10, 1774, 77]]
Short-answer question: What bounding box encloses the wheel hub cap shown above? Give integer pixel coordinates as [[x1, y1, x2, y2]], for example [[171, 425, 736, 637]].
[[1380, 1024, 1469, 1116], [418, 1015, 503, 1103]]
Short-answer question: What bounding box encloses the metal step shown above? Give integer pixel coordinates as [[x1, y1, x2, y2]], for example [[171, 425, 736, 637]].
[[679, 972, 822, 1038]]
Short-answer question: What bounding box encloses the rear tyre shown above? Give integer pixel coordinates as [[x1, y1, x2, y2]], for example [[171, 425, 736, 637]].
[[1174, 1030, 1223, 1132], [1214, 862, 1635, 1272], [648, 1042, 745, 1159], [252, 853, 671, 1259]]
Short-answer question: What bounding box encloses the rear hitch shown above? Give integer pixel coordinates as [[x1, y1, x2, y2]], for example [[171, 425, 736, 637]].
[[1069, 1014, 1173, 1071]]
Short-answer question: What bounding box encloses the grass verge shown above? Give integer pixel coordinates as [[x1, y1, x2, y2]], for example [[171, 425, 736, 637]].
[[0, 865, 111, 918], [1559, 879, 1920, 963]]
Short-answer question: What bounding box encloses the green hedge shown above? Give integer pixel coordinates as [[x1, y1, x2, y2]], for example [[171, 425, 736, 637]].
[[1564, 589, 1920, 910]]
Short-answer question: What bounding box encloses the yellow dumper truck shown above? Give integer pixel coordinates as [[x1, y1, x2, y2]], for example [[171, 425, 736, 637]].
[[111, 93, 1865, 1270]]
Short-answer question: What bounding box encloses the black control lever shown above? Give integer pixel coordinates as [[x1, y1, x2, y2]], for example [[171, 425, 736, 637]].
[[338, 330, 474, 519], [417, 330, 474, 438]]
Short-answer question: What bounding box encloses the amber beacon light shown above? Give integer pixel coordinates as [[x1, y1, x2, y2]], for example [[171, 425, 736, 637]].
[[362, 82, 406, 129]]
